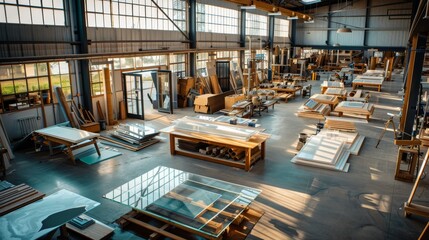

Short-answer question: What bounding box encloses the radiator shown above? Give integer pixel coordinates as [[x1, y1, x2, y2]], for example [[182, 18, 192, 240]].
[[17, 116, 38, 138]]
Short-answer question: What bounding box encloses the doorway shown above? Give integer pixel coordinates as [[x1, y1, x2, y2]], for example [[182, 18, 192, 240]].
[[122, 70, 173, 120]]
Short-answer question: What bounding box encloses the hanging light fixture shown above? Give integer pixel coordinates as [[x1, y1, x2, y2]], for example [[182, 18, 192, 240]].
[[337, 25, 352, 33], [336, 0, 352, 33]]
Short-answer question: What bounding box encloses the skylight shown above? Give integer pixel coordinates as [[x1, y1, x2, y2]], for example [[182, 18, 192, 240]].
[[301, 0, 321, 4]]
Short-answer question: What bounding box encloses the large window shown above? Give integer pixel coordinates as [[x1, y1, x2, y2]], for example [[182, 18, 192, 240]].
[[90, 55, 168, 96], [86, 0, 186, 31], [196, 3, 239, 34], [275, 18, 290, 38], [245, 13, 268, 36], [170, 54, 186, 78], [0, 0, 65, 25], [0, 61, 71, 112], [196, 52, 209, 71]]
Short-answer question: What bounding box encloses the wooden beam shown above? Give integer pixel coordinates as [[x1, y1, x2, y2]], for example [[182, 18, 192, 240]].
[[224, 0, 312, 21]]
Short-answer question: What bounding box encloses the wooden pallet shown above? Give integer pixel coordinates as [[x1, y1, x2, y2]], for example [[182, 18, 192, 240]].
[[0, 183, 45, 216], [117, 206, 264, 240]]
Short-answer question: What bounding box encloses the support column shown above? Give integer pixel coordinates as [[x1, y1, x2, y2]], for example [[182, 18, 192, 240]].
[[400, 33, 427, 137], [268, 16, 275, 81], [74, 0, 92, 112], [240, 9, 246, 68], [326, 4, 331, 46], [188, 0, 196, 77], [363, 0, 370, 46]]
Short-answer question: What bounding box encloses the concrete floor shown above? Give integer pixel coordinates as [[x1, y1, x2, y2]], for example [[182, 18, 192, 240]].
[[4, 72, 429, 239]]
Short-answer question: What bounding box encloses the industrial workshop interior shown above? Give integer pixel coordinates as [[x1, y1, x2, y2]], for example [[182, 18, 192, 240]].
[[2, 0, 429, 239]]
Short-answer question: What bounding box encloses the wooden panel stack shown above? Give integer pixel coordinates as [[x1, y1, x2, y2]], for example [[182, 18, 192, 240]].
[[325, 119, 357, 132], [0, 184, 45, 216], [297, 99, 331, 120]]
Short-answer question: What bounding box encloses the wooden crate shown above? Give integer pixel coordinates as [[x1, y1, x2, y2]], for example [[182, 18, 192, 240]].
[[80, 122, 101, 133]]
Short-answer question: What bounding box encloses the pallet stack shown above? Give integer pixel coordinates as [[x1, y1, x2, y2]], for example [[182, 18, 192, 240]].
[[334, 101, 375, 120], [100, 123, 160, 151]]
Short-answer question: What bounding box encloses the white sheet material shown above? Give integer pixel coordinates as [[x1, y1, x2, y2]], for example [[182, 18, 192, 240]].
[[292, 135, 351, 172], [34, 126, 99, 143]]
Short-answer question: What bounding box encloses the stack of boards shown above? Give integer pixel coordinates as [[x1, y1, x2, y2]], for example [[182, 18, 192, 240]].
[[324, 116, 366, 132], [291, 129, 365, 172], [297, 99, 331, 120], [100, 123, 160, 151]]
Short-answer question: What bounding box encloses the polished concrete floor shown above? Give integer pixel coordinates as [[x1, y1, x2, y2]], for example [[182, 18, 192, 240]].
[[5, 72, 429, 239]]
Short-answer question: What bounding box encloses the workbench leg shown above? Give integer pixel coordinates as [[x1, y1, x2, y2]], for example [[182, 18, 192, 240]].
[[48, 141, 53, 155], [169, 135, 176, 155], [93, 139, 101, 156], [66, 147, 76, 165], [261, 142, 265, 160], [245, 148, 251, 171], [58, 224, 69, 240]]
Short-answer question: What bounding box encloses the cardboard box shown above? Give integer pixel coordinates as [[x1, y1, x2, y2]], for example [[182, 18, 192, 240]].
[[225, 94, 246, 110], [194, 94, 216, 106], [194, 105, 209, 113]]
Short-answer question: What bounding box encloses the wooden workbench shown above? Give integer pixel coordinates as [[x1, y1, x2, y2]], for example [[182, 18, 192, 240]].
[[334, 101, 375, 120], [321, 81, 344, 94], [269, 86, 303, 98], [310, 94, 340, 110], [33, 126, 100, 165], [352, 75, 384, 92], [160, 126, 270, 171]]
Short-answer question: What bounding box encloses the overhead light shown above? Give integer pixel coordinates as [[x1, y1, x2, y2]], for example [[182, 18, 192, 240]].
[[241, 5, 256, 10], [268, 12, 282, 16], [287, 16, 298, 20], [301, 0, 321, 4], [337, 26, 352, 33], [304, 19, 314, 23]]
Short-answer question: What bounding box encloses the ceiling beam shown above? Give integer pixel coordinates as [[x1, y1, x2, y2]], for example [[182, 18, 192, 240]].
[[224, 0, 312, 21]]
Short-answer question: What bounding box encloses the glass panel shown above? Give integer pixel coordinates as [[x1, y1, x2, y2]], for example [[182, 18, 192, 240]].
[[43, 8, 54, 25], [87, 0, 95, 12], [52, 0, 62, 9], [0, 65, 13, 80], [31, 8, 43, 24], [54, 10, 65, 26], [39, 77, 49, 90], [1, 80, 15, 95], [19, 7, 32, 24], [14, 79, 28, 93], [157, 71, 171, 113], [27, 78, 39, 91], [5, 5, 19, 23], [49, 62, 60, 75], [30, 0, 41, 6], [62, 87, 72, 100], [37, 63, 48, 76], [60, 74, 70, 87], [104, 166, 261, 238], [50, 75, 61, 88], [25, 63, 38, 77], [42, 0, 52, 8], [18, 0, 30, 5], [59, 62, 69, 74], [12, 65, 25, 78], [0, 6, 6, 23]]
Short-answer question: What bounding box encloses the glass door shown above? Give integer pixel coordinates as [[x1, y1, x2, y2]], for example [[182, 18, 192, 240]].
[[123, 74, 144, 119], [156, 71, 173, 114]]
